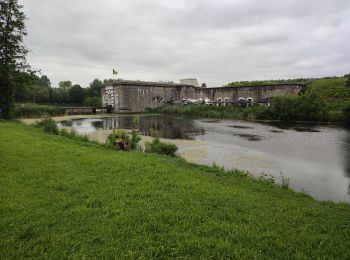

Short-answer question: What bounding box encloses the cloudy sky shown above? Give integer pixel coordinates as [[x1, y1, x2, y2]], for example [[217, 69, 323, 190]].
[[22, 0, 350, 87]]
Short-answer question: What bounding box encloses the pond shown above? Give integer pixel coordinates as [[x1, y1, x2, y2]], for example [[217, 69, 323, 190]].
[[58, 115, 350, 203]]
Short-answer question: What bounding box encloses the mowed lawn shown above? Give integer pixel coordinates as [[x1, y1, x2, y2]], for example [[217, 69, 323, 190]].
[[1, 121, 350, 259]]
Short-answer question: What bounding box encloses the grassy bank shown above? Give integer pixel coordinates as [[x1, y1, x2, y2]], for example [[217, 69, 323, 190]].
[[1, 121, 350, 258], [306, 77, 350, 111]]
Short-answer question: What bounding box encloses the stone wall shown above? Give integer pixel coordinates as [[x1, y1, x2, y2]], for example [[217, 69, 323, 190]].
[[196, 84, 304, 102], [101, 80, 305, 113]]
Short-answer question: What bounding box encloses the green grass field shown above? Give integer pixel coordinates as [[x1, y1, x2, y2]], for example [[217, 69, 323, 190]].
[[306, 77, 350, 110], [1, 121, 350, 258]]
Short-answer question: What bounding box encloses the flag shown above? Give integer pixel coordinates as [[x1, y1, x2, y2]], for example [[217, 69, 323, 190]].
[[113, 69, 118, 75]]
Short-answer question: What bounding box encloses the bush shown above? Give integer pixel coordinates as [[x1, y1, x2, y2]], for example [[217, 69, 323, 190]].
[[14, 103, 65, 118], [145, 129, 178, 156], [105, 129, 141, 151], [83, 96, 101, 107], [34, 117, 59, 134], [257, 93, 328, 121]]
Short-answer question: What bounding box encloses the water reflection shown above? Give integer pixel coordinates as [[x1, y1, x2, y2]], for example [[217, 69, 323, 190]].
[[59, 115, 205, 139], [266, 121, 322, 132], [342, 130, 350, 178]]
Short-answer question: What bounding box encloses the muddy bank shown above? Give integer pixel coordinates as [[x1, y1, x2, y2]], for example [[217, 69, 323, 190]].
[[19, 114, 117, 125]]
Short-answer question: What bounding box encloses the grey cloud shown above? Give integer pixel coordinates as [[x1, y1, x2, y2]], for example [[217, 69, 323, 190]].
[[22, 0, 350, 87]]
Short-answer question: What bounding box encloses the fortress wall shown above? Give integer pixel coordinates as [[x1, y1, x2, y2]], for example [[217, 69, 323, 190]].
[[101, 81, 304, 113], [104, 84, 181, 113], [194, 84, 304, 101]]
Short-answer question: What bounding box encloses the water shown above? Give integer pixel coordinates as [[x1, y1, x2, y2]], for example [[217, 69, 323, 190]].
[[58, 115, 350, 203]]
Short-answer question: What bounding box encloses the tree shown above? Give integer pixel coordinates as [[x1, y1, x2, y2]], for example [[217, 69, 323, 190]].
[[103, 78, 115, 84], [0, 0, 29, 118], [69, 84, 84, 104], [58, 80, 72, 103], [58, 80, 72, 90], [87, 78, 103, 97]]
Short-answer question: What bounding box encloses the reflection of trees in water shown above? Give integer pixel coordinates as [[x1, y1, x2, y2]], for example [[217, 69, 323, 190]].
[[91, 121, 103, 128], [97, 115, 204, 139], [138, 116, 204, 139], [59, 120, 73, 127], [341, 130, 350, 195], [343, 131, 350, 177]]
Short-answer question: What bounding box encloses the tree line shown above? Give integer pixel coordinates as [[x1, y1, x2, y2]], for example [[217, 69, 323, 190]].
[[13, 71, 112, 107], [0, 0, 111, 118], [226, 76, 350, 88]]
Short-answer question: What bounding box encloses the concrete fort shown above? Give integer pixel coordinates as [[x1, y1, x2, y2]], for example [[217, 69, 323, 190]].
[[101, 79, 305, 113]]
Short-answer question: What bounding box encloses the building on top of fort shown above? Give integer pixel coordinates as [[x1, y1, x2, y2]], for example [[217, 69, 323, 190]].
[[180, 78, 199, 87]]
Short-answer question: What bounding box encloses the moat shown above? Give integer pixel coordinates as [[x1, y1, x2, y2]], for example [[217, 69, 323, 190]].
[[58, 115, 350, 203]]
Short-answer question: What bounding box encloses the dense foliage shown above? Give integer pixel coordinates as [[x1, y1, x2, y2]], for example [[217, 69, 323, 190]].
[[1, 121, 350, 258], [153, 104, 264, 120], [257, 94, 328, 121], [13, 75, 106, 106]]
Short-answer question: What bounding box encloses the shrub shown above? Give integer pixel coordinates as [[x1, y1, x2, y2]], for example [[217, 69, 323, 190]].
[[130, 129, 141, 150], [257, 93, 328, 121], [83, 96, 101, 107], [34, 117, 59, 134], [105, 129, 141, 151], [145, 129, 178, 156]]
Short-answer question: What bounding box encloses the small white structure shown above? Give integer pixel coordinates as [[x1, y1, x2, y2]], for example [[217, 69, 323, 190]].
[[180, 78, 199, 87], [247, 97, 254, 103]]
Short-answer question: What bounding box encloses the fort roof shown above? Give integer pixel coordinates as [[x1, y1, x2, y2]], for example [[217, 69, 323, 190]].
[[105, 80, 194, 88], [104, 80, 305, 90]]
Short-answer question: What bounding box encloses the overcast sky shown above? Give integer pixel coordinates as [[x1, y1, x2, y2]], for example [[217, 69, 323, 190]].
[[22, 0, 350, 87]]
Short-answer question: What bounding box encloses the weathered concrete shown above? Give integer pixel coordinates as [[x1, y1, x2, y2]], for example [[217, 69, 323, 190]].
[[101, 80, 305, 113]]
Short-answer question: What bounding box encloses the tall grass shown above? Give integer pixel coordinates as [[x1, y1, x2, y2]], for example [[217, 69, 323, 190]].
[[14, 103, 65, 118], [152, 104, 264, 120]]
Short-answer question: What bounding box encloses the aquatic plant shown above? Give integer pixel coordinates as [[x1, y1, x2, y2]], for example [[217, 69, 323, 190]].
[[105, 129, 141, 151], [145, 129, 178, 156], [33, 117, 59, 135]]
